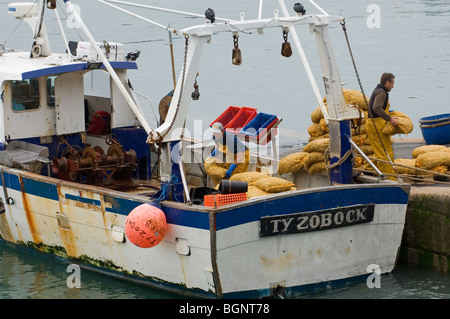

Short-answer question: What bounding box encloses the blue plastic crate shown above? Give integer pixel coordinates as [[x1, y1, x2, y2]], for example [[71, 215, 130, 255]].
[[239, 112, 278, 144]]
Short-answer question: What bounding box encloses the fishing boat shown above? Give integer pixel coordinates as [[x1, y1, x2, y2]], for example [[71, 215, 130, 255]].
[[0, 0, 410, 298]]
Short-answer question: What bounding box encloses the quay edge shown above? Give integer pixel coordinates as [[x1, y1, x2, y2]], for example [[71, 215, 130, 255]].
[[400, 186, 450, 273]]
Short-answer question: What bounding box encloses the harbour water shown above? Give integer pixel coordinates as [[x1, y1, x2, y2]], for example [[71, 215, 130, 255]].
[[1, 242, 449, 299], [0, 0, 449, 299]]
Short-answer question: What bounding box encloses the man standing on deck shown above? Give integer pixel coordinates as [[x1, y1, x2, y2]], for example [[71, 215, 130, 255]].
[[204, 122, 250, 185], [365, 72, 399, 179]]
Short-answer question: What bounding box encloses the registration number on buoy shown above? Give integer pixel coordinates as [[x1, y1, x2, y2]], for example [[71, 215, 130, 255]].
[[259, 204, 374, 237]]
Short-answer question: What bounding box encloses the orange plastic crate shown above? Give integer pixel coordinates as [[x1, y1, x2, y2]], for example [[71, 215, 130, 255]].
[[204, 193, 247, 207]]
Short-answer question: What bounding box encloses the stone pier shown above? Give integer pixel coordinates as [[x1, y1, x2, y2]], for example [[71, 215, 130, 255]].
[[399, 186, 450, 273]]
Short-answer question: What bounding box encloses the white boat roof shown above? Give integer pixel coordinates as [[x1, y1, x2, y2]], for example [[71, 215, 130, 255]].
[[0, 51, 137, 81]]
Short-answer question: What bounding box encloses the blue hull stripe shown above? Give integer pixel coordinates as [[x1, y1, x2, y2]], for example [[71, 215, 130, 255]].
[[214, 186, 408, 230], [64, 193, 101, 206], [0, 172, 408, 231]]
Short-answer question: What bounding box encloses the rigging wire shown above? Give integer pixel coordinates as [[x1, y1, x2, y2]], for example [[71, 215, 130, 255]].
[[56, 0, 84, 41], [1, 0, 39, 48]]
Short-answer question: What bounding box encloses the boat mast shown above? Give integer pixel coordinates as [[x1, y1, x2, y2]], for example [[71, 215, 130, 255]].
[[310, 22, 355, 184]]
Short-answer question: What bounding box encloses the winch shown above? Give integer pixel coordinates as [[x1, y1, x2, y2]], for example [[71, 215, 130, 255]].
[[52, 135, 137, 190]]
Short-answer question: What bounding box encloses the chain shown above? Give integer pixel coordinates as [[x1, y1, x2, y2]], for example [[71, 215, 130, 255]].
[[340, 19, 398, 178], [233, 34, 239, 49], [165, 33, 189, 135], [147, 33, 190, 147]]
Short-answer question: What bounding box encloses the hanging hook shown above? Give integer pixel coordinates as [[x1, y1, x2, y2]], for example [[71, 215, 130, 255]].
[[191, 72, 200, 100], [47, 0, 56, 9], [232, 34, 242, 66], [281, 29, 292, 58]]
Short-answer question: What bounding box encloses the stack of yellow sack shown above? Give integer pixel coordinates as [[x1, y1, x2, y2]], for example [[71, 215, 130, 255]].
[[230, 172, 296, 199], [306, 89, 373, 173], [302, 138, 328, 176], [279, 89, 415, 177], [393, 145, 450, 175], [412, 145, 450, 174]]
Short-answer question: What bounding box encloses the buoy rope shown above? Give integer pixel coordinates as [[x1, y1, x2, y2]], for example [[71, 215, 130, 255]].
[[151, 174, 181, 202]]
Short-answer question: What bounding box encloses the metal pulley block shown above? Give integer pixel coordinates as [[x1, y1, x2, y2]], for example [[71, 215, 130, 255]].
[[281, 29, 292, 58], [232, 34, 242, 66]]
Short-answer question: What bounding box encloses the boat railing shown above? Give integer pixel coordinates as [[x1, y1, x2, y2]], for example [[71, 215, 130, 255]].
[[348, 138, 384, 178]]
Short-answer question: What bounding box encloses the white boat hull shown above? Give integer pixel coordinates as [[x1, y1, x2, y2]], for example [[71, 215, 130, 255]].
[[0, 167, 409, 298]]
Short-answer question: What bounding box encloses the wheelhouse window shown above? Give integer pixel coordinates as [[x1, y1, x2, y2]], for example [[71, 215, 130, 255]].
[[11, 79, 40, 111], [46, 76, 57, 108]]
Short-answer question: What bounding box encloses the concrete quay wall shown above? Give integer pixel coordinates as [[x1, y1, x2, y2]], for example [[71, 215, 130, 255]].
[[399, 186, 450, 273]]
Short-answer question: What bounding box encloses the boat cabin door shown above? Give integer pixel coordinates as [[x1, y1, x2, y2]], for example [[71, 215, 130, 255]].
[[55, 72, 85, 135]]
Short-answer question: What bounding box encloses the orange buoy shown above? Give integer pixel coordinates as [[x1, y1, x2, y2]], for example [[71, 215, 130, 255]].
[[125, 203, 167, 248]]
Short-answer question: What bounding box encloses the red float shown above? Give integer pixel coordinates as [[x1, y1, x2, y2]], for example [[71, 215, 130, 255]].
[[124, 203, 167, 248]]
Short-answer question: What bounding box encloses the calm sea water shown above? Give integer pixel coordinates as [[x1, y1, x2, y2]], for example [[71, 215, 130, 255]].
[[0, 0, 449, 299], [0, 242, 449, 299]]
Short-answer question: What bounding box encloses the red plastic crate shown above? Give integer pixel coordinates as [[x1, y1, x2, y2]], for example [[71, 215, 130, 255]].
[[204, 193, 247, 207], [225, 107, 258, 135], [210, 106, 242, 129]]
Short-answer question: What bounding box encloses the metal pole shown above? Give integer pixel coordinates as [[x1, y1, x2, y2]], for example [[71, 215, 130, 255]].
[[309, 0, 329, 16], [54, 7, 71, 60], [168, 25, 177, 89], [348, 138, 383, 176], [277, 0, 329, 123], [64, 0, 152, 134], [106, 0, 233, 22], [178, 159, 191, 204], [258, 0, 263, 20], [95, 0, 175, 33]]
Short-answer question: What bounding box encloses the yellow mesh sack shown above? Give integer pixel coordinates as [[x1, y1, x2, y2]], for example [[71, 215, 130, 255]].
[[382, 111, 413, 135], [430, 166, 448, 174], [415, 151, 450, 170], [311, 106, 324, 123], [230, 172, 269, 183], [412, 145, 447, 158], [323, 89, 369, 111], [394, 158, 417, 175], [246, 185, 270, 199], [253, 177, 295, 193], [343, 89, 369, 111], [278, 152, 308, 175], [309, 133, 329, 142], [304, 152, 325, 170], [351, 134, 366, 147], [308, 161, 327, 176], [320, 118, 329, 133], [303, 138, 329, 153], [308, 123, 326, 137]]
